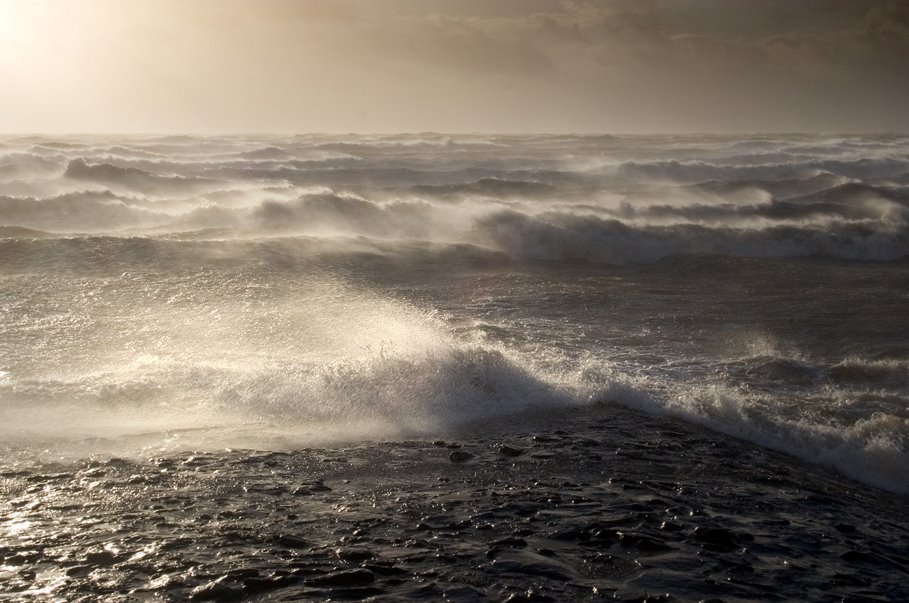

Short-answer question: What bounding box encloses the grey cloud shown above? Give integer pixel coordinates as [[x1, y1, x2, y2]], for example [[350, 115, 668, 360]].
[[391, 0, 908, 82]]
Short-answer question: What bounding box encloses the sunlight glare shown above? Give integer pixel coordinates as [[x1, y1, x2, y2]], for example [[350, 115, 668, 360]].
[[0, 0, 32, 44]]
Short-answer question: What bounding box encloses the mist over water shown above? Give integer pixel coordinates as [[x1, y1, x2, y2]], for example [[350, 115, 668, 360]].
[[1, 133, 907, 492]]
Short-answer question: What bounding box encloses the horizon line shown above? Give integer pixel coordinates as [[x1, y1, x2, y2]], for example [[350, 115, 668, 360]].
[[2, 130, 908, 138]]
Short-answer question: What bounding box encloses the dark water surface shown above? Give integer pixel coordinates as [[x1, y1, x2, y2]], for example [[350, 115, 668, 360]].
[[2, 407, 908, 602]]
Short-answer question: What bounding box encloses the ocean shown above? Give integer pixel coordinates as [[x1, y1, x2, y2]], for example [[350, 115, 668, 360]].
[[1, 133, 907, 601]]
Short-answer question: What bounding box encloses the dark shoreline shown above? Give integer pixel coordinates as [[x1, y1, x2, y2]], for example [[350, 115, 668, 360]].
[[2, 405, 907, 602]]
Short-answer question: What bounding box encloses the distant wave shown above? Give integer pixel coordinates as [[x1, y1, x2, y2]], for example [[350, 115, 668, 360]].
[[0, 225, 54, 238], [236, 146, 296, 160], [95, 145, 169, 159], [610, 183, 908, 224], [474, 210, 909, 263], [64, 158, 219, 194], [411, 177, 556, 198], [0, 152, 66, 179], [684, 172, 851, 199], [0, 190, 170, 232], [614, 157, 909, 182]]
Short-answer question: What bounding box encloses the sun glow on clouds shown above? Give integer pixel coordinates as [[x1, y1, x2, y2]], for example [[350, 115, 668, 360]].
[[0, 1, 94, 78], [0, 0, 100, 131], [0, 0, 907, 134], [0, 0, 39, 52]]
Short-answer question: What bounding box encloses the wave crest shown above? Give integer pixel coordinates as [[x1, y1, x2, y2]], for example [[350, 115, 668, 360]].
[[474, 210, 909, 263]]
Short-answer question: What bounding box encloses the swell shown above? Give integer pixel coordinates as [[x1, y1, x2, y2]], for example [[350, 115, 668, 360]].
[[0, 190, 170, 232], [63, 158, 220, 194], [1, 136, 906, 265], [475, 210, 909, 263], [2, 206, 906, 268], [613, 156, 909, 182]]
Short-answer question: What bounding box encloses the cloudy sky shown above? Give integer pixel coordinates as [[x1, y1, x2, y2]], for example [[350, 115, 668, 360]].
[[1, 0, 907, 133]]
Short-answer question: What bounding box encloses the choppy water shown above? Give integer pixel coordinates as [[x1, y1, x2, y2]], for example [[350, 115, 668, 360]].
[[0, 134, 909, 600], [0, 133, 907, 495]]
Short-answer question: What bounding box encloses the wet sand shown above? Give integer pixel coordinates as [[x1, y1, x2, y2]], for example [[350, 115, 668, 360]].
[[2, 405, 908, 602]]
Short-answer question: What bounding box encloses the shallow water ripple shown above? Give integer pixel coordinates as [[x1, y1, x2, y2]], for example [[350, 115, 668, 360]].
[[2, 407, 907, 602]]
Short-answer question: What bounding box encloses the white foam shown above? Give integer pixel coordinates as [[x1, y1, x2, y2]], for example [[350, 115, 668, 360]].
[[0, 277, 580, 455], [603, 374, 909, 494]]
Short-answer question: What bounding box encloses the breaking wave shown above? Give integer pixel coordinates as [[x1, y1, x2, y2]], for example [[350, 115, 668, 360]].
[[474, 210, 909, 263], [614, 379, 909, 494], [614, 157, 909, 182], [64, 158, 219, 194], [0, 276, 583, 450]]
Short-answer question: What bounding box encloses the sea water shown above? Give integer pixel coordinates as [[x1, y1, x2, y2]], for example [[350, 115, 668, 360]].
[[1, 133, 907, 493]]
